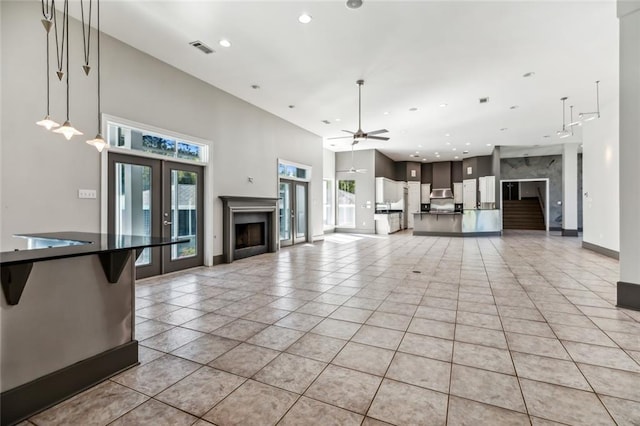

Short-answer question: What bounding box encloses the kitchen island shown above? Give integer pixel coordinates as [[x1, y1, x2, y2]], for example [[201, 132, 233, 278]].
[[413, 210, 501, 237], [0, 232, 186, 425]]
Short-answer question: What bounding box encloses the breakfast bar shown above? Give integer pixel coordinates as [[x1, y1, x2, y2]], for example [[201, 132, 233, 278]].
[[413, 210, 502, 237], [0, 232, 186, 425]]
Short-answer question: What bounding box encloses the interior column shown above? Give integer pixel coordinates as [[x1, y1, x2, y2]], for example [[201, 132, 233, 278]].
[[617, 0, 640, 310], [562, 143, 579, 236]]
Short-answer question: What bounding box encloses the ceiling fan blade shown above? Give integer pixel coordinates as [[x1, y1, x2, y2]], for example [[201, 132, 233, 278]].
[[356, 169, 367, 173], [341, 130, 355, 134], [327, 135, 355, 140], [366, 136, 390, 141], [336, 169, 356, 174], [366, 129, 388, 136]]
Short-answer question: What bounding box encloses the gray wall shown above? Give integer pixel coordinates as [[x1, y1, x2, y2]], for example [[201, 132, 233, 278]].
[[374, 150, 396, 180], [432, 162, 452, 189], [501, 155, 583, 230], [492, 147, 502, 209], [451, 161, 463, 183], [335, 149, 376, 233], [1, 2, 324, 255], [421, 163, 433, 184]]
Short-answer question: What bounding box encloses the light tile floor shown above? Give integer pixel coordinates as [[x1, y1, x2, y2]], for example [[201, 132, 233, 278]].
[[24, 231, 640, 425]]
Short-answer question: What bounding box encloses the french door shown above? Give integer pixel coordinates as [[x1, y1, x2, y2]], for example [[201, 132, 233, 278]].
[[108, 153, 204, 278], [279, 179, 308, 247]]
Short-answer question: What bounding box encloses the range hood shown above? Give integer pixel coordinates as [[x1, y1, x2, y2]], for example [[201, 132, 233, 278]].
[[430, 188, 453, 199]]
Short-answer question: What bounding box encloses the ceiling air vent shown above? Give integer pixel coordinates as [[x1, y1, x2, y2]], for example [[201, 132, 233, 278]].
[[479, 97, 489, 104], [189, 40, 215, 54], [321, 120, 331, 125]]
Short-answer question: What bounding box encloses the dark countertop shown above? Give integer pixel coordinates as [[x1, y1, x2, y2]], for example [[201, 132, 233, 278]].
[[414, 211, 462, 215], [375, 210, 403, 214], [1, 232, 188, 266]]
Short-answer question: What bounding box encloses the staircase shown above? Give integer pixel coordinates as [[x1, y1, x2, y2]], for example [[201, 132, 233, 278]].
[[502, 198, 546, 230]]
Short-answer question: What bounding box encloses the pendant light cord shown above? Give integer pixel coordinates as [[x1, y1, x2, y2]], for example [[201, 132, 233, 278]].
[[46, 31, 50, 115], [80, 0, 92, 68], [596, 81, 600, 118], [41, 0, 54, 20], [53, 0, 66, 75], [65, 0, 70, 121], [97, 0, 101, 131]]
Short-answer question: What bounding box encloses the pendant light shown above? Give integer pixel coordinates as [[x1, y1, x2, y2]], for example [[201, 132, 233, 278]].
[[80, 0, 92, 75], [86, 0, 107, 152], [578, 80, 601, 122], [556, 97, 571, 139], [569, 105, 575, 135], [53, 0, 83, 140], [36, 0, 59, 130]]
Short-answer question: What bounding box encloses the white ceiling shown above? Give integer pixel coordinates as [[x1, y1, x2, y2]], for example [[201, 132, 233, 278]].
[[72, 0, 618, 162]]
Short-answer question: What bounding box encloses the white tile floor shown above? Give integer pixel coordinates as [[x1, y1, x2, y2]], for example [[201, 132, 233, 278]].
[[24, 230, 640, 425]]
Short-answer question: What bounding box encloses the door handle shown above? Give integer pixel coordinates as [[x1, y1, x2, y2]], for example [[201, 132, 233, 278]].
[[163, 220, 172, 226]]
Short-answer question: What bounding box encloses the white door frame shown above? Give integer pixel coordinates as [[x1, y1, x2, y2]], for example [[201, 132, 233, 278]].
[[499, 178, 550, 231]]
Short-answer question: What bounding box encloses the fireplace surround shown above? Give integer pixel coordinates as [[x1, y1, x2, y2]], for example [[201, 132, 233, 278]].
[[219, 196, 279, 263]]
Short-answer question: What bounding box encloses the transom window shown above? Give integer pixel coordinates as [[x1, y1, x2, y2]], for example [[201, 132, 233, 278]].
[[106, 118, 208, 163]]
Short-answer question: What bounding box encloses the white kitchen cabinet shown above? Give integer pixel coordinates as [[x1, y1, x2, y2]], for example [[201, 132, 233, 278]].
[[375, 177, 403, 204], [479, 175, 496, 203], [463, 179, 477, 210], [421, 183, 431, 203], [407, 182, 420, 228], [453, 182, 463, 204]]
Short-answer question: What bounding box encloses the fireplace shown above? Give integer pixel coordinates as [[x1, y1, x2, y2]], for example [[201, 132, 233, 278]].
[[219, 196, 279, 263], [233, 213, 268, 260], [235, 223, 265, 249]]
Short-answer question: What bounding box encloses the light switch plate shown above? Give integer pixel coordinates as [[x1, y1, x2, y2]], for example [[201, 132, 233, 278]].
[[78, 189, 97, 199]]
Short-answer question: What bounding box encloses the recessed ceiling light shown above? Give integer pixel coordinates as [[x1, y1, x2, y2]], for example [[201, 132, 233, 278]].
[[500, 128, 508, 131], [465, 142, 471, 146], [454, 156, 459, 159], [383, 111, 390, 115], [439, 103, 448, 108], [418, 145, 423, 148], [463, 151, 469, 154], [335, 118, 341, 122], [321, 120, 330, 124], [510, 105, 519, 110], [251, 84, 260, 90], [452, 148, 457, 151], [523, 72, 535, 78], [422, 158, 427, 161], [219, 39, 231, 48], [434, 152, 439, 155], [415, 151, 419, 154], [288, 105, 295, 109], [445, 142, 451, 146], [346, 0, 363, 9], [298, 13, 312, 24], [445, 133, 450, 137], [436, 155, 441, 158], [479, 97, 489, 104], [409, 107, 418, 112], [486, 143, 492, 146]]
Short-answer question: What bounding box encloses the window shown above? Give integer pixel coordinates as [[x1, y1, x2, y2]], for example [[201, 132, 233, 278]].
[[337, 180, 356, 228], [106, 120, 208, 163], [278, 160, 311, 181], [323, 179, 334, 228]]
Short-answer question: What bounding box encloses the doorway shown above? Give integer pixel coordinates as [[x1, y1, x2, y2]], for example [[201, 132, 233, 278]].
[[279, 179, 308, 247], [502, 181, 520, 201], [500, 178, 549, 231], [108, 153, 204, 278]]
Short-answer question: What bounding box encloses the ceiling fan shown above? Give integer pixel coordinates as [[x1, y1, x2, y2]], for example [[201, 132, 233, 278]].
[[337, 143, 367, 174], [329, 79, 389, 145]]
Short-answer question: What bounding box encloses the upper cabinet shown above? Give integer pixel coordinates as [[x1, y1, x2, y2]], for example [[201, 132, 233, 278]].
[[376, 177, 403, 203], [479, 176, 496, 203]]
